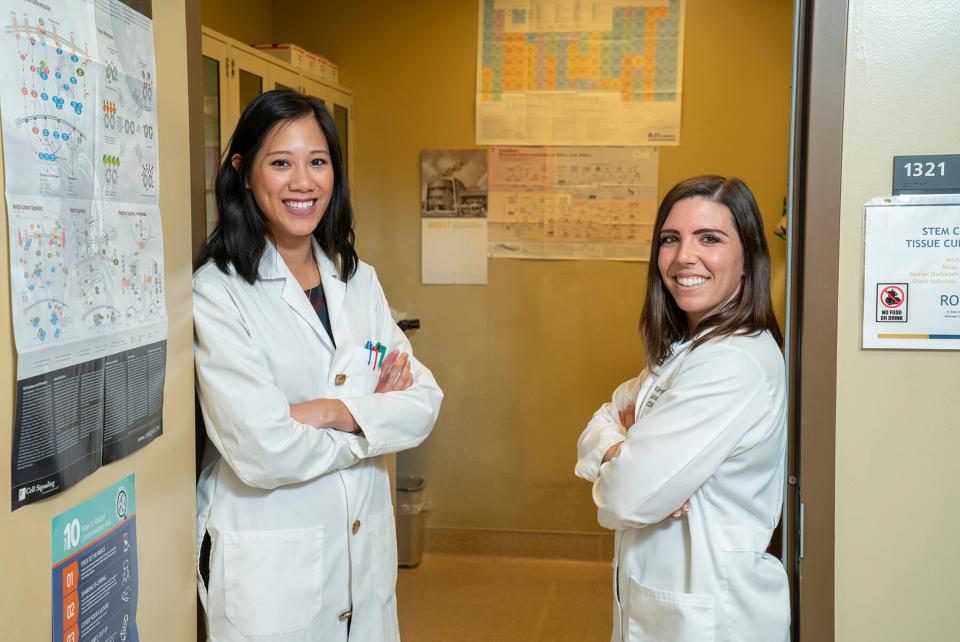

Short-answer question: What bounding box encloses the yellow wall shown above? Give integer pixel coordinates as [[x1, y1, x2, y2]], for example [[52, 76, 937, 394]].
[[201, 0, 274, 47], [267, 0, 793, 533], [0, 4, 197, 639], [834, 2, 960, 639]]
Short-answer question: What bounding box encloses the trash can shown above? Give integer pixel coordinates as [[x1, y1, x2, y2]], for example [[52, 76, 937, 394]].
[[395, 475, 426, 567]]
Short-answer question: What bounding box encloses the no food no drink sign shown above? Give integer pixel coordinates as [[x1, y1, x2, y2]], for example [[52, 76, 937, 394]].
[[876, 283, 908, 322]]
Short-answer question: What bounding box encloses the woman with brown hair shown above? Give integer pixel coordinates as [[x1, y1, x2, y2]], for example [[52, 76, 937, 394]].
[[576, 175, 790, 641]]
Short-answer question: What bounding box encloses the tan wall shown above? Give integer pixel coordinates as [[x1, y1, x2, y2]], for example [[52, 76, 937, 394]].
[[834, 2, 960, 639], [270, 0, 793, 533], [0, 3, 197, 639], [201, 0, 274, 47]]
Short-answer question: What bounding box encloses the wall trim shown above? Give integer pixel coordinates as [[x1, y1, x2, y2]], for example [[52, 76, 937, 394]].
[[425, 528, 614, 562]]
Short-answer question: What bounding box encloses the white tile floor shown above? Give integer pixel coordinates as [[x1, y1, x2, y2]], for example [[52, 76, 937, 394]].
[[396, 554, 613, 642]]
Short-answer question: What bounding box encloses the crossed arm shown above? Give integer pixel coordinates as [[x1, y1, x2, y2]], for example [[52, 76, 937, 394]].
[[289, 349, 414, 433]]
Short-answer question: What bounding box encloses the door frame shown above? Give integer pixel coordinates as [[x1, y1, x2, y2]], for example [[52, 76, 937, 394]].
[[786, 0, 849, 640]]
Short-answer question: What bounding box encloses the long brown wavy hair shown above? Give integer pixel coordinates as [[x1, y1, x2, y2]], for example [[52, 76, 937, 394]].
[[639, 175, 782, 370]]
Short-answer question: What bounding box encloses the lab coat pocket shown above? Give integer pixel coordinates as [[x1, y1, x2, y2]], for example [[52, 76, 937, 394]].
[[343, 346, 382, 396], [354, 509, 399, 604], [626, 577, 715, 642], [223, 526, 324, 637], [716, 525, 789, 638]]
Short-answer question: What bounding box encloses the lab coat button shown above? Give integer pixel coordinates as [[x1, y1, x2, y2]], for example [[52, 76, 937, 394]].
[[335, 373, 347, 386], [352, 519, 361, 535], [338, 610, 352, 621]]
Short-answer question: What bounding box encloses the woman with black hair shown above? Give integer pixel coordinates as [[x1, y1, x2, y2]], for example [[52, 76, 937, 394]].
[[576, 176, 790, 641], [194, 90, 442, 641]]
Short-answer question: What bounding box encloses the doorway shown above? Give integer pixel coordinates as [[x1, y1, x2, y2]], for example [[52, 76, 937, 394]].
[[184, 1, 841, 640]]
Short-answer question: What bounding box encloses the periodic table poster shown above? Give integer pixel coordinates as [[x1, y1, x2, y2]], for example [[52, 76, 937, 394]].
[[476, 0, 685, 146]]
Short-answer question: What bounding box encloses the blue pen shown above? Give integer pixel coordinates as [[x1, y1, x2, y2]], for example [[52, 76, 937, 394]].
[[365, 340, 373, 365]]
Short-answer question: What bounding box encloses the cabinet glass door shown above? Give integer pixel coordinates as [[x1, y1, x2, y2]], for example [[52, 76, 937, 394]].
[[269, 66, 300, 93], [302, 78, 353, 179], [333, 102, 349, 178], [201, 35, 228, 238], [231, 48, 271, 117], [301, 77, 327, 107]]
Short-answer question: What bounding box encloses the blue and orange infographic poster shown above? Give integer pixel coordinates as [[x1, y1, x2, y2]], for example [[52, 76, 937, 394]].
[[51, 474, 139, 642]]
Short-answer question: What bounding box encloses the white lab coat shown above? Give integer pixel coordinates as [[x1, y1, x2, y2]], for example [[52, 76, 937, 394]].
[[576, 332, 789, 642], [194, 240, 442, 642]]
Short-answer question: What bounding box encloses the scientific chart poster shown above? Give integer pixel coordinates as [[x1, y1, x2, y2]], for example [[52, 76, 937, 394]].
[[2, 0, 166, 510], [420, 149, 488, 284], [487, 146, 658, 260], [52, 474, 139, 642], [862, 195, 960, 350], [476, 0, 685, 146]]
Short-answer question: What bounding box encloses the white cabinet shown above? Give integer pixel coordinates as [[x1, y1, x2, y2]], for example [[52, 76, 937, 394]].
[[199, 27, 354, 238]]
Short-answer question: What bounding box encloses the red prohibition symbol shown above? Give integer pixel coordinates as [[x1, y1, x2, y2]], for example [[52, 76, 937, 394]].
[[880, 285, 905, 308]]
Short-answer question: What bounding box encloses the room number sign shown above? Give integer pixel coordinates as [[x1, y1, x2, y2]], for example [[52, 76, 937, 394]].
[[893, 154, 960, 195]]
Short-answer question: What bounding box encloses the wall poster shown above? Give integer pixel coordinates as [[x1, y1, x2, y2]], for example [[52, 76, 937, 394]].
[[420, 149, 489, 284], [862, 195, 960, 350], [476, 0, 685, 146], [2, 0, 165, 510], [52, 474, 139, 642], [487, 146, 658, 261]]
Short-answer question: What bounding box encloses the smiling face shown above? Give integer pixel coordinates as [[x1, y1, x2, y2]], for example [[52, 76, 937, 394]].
[[242, 115, 333, 249], [657, 196, 745, 332]]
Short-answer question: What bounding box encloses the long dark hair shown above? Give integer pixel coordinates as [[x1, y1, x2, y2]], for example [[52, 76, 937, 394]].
[[195, 89, 357, 282], [639, 175, 782, 369]]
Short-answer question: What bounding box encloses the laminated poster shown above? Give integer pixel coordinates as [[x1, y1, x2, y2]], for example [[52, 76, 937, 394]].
[[52, 474, 139, 642]]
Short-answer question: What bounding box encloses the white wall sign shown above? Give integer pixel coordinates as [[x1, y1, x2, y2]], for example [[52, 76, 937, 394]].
[[862, 195, 960, 350]]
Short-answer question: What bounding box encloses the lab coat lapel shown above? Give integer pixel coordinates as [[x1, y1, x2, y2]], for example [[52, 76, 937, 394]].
[[315, 243, 348, 347], [635, 339, 695, 419], [262, 241, 336, 353]]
